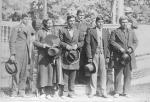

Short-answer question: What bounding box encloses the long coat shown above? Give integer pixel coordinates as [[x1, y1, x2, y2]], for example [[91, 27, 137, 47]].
[[110, 27, 138, 69], [34, 28, 63, 87], [85, 27, 110, 68], [59, 26, 84, 70], [9, 23, 35, 85]]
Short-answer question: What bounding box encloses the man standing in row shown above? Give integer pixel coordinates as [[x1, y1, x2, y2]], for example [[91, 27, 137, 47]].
[[9, 14, 35, 97], [59, 15, 84, 98], [85, 16, 110, 98], [110, 16, 138, 98]]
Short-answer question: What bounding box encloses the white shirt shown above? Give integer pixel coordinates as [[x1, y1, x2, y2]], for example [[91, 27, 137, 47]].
[[68, 29, 74, 38], [96, 27, 102, 46]]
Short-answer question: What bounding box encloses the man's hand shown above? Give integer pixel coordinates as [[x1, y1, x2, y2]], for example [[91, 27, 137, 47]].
[[120, 48, 125, 53], [88, 59, 93, 63], [66, 45, 73, 50], [10, 55, 15, 63], [127, 47, 132, 54], [106, 58, 109, 63], [43, 43, 50, 48], [72, 44, 78, 50]]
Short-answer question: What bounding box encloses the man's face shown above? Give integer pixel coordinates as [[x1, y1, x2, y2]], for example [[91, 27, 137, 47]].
[[125, 12, 132, 18], [46, 20, 53, 28], [96, 20, 104, 29], [22, 17, 29, 26], [77, 12, 84, 21], [68, 17, 75, 28], [120, 19, 128, 29]]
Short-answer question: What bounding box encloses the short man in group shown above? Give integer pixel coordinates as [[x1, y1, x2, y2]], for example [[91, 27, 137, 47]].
[[59, 15, 84, 98], [9, 14, 35, 97], [85, 16, 110, 98], [110, 16, 138, 98], [34, 19, 63, 99]]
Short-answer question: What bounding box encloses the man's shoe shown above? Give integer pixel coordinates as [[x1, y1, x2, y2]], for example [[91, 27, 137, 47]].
[[46, 95, 53, 100], [121, 93, 131, 98], [102, 94, 111, 98], [114, 93, 119, 98], [68, 94, 76, 98], [11, 91, 18, 98], [18, 90, 26, 97], [88, 94, 95, 98], [61, 95, 70, 100], [39, 94, 46, 99]]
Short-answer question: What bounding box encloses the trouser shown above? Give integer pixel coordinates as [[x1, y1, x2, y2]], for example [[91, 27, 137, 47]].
[[89, 52, 107, 95], [12, 59, 28, 94], [63, 69, 76, 96], [114, 64, 131, 94]]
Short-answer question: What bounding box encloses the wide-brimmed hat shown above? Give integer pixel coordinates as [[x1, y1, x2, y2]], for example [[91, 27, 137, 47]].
[[119, 53, 131, 66], [85, 62, 96, 73], [48, 47, 60, 57], [124, 7, 133, 13], [64, 50, 80, 64], [5, 59, 17, 75]]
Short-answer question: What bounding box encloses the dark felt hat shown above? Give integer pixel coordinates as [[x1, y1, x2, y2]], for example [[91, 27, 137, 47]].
[[64, 50, 80, 64], [5, 59, 17, 75], [85, 62, 96, 73], [119, 53, 131, 66], [48, 47, 60, 57]]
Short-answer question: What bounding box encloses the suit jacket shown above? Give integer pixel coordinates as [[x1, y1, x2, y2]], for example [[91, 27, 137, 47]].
[[85, 27, 110, 61], [110, 27, 138, 69], [59, 26, 84, 70]]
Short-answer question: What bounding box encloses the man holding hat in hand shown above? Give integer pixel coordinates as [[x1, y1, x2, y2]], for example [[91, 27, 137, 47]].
[[110, 16, 138, 98], [59, 15, 84, 98], [85, 16, 110, 98]]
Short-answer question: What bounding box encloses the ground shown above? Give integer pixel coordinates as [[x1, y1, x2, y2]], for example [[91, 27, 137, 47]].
[[0, 83, 150, 102]]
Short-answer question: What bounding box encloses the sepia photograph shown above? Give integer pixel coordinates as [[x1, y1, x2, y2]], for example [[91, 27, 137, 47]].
[[0, 0, 150, 102]]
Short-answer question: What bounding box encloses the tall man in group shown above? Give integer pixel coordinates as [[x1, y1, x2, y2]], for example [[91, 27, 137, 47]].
[[85, 16, 110, 98]]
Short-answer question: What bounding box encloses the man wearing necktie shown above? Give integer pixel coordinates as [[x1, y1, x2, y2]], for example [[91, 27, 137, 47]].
[[85, 16, 110, 98]]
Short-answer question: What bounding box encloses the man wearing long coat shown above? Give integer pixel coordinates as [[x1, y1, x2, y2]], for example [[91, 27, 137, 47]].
[[85, 16, 110, 98], [110, 16, 138, 97], [9, 14, 35, 97], [34, 19, 63, 99]]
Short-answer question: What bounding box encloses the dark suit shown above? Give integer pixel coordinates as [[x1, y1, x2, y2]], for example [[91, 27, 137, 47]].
[[110, 27, 138, 94], [86, 27, 110, 63], [59, 26, 84, 96], [85, 27, 110, 95]]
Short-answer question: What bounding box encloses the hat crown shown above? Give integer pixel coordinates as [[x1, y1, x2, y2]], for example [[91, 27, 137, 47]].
[[124, 7, 133, 13]]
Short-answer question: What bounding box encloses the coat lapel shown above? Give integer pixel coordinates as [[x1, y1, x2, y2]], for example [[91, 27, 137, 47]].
[[64, 27, 72, 41], [115, 28, 126, 43], [92, 27, 98, 43]]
